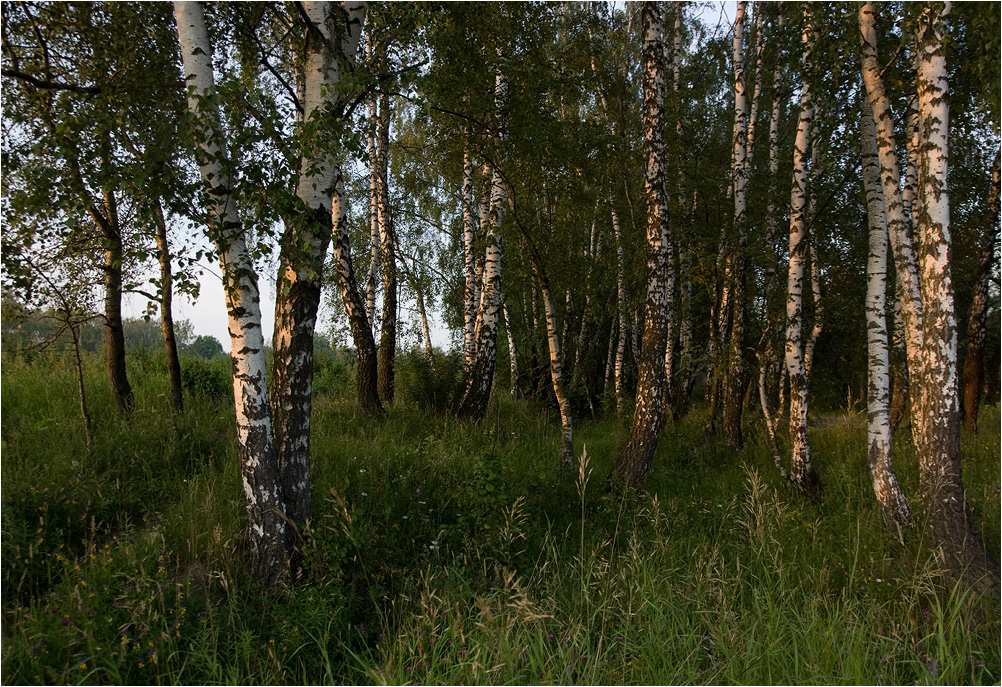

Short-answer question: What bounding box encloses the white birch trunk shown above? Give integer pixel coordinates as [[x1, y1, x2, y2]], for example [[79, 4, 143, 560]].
[[175, 0, 289, 583], [462, 150, 477, 369], [612, 200, 627, 413], [860, 2, 925, 444], [784, 12, 819, 495], [366, 95, 380, 327], [861, 93, 912, 530]]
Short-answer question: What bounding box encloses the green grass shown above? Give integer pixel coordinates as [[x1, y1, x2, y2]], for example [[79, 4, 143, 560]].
[[1, 348, 999, 684]]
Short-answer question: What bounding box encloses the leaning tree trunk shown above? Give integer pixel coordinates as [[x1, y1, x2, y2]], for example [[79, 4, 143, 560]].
[[961, 149, 1000, 431], [376, 91, 397, 403], [861, 92, 912, 531], [609, 1, 671, 489], [153, 200, 183, 414], [272, 0, 365, 528], [784, 12, 820, 497], [913, 3, 995, 583], [176, 0, 290, 585], [723, 0, 749, 450], [332, 170, 384, 415]]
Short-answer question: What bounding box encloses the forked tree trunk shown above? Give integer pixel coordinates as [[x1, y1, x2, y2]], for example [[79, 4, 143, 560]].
[[176, 0, 290, 584], [961, 149, 1000, 431], [377, 92, 398, 404], [272, 1, 365, 527], [860, 2, 926, 445], [861, 93, 912, 530], [784, 11, 820, 497], [458, 67, 506, 422], [153, 200, 183, 414], [913, 3, 995, 583], [609, 1, 671, 489]]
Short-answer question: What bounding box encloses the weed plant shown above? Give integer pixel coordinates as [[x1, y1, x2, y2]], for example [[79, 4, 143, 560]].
[[1, 348, 999, 684]]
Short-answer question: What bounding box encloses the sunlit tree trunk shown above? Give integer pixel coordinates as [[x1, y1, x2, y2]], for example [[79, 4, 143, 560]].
[[377, 92, 397, 403], [861, 93, 912, 530], [609, 2, 671, 489], [860, 2, 925, 445], [176, 0, 290, 584], [961, 149, 1000, 431], [913, 3, 993, 580], [784, 11, 820, 496], [152, 200, 183, 414]]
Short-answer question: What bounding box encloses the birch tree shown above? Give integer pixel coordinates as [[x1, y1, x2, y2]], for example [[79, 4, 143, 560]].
[[175, 0, 290, 584], [861, 93, 912, 530], [609, 1, 671, 489], [784, 10, 820, 496]]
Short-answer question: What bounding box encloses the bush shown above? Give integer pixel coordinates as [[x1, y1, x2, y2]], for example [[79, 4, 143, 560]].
[[312, 348, 351, 398], [180, 356, 231, 400], [394, 350, 463, 412]]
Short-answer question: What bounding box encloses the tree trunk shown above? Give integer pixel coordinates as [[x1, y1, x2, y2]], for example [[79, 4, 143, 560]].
[[860, 2, 926, 445], [785, 12, 820, 497], [332, 169, 385, 415], [153, 200, 183, 414], [100, 186, 134, 416], [502, 292, 519, 396], [913, 4, 995, 583], [272, 1, 365, 528], [377, 92, 397, 404], [176, 0, 290, 584], [365, 95, 380, 328], [861, 92, 912, 530], [723, 0, 749, 450], [609, 2, 671, 489], [961, 149, 1000, 431], [462, 150, 477, 369], [612, 200, 627, 414]]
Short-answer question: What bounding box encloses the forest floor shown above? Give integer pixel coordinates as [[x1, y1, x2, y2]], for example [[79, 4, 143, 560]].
[[1, 350, 999, 685]]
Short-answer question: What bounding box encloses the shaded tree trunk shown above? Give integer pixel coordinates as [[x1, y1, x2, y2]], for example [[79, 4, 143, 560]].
[[153, 200, 183, 414], [961, 149, 1000, 431], [99, 185, 134, 416], [462, 150, 477, 369], [609, 2, 671, 489], [377, 92, 397, 403], [365, 94, 380, 328]]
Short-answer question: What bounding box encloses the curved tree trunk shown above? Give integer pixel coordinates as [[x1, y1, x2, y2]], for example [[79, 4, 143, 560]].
[[332, 170, 384, 415], [961, 149, 1000, 431], [861, 93, 912, 531], [609, 1, 671, 489], [176, 0, 290, 585]]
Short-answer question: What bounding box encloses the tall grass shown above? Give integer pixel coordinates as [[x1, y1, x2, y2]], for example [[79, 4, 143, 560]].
[[1, 349, 999, 684]]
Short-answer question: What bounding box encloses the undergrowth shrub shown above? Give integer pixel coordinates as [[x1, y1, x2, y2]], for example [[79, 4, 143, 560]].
[[394, 350, 463, 412], [180, 356, 231, 400]]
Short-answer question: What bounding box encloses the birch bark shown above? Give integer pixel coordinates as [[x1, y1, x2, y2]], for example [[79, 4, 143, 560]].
[[609, 1, 671, 489], [785, 11, 820, 496], [175, 0, 290, 583], [377, 91, 397, 403], [861, 93, 912, 530]]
